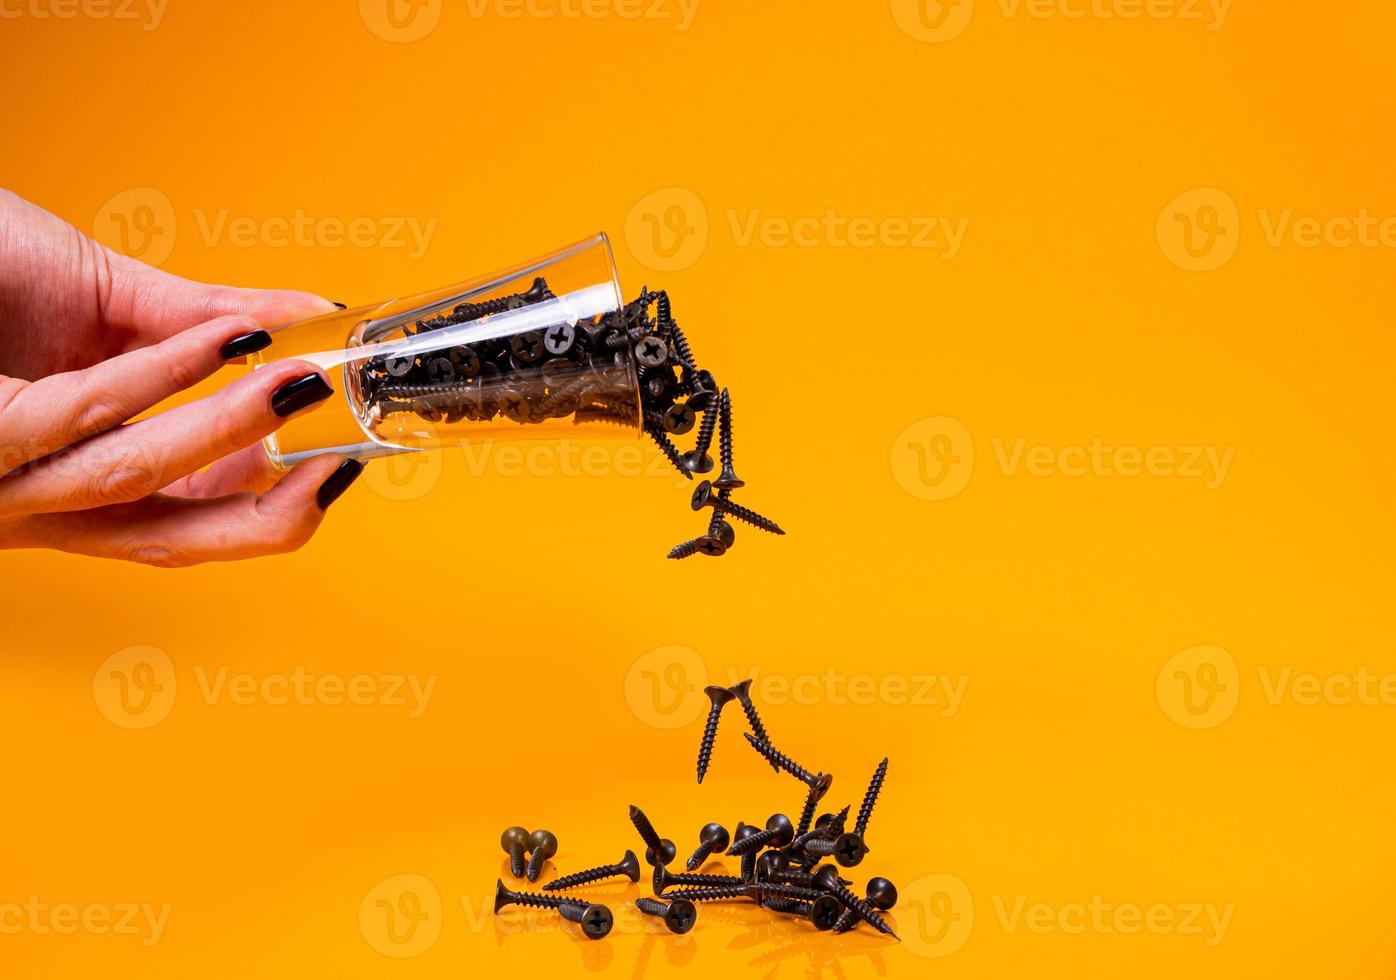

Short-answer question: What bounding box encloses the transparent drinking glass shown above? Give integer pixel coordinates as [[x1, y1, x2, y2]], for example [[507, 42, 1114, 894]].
[[251, 234, 640, 468]]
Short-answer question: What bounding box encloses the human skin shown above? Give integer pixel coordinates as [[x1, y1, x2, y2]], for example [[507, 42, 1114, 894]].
[[0, 189, 364, 566]]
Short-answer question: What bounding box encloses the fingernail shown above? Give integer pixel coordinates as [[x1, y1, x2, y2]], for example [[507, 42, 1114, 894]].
[[332, 302, 348, 310], [272, 373, 333, 417], [316, 459, 364, 510], [219, 330, 272, 360]]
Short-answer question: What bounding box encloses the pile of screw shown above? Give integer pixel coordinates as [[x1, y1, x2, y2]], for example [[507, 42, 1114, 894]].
[[490, 680, 897, 942], [356, 277, 784, 558]]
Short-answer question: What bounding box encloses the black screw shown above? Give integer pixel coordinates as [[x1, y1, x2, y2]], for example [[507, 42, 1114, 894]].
[[557, 901, 614, 940], [543, 324, 577, 357], [803, 831, 867, 869], [654, 865, 742, 893], [691, 482, 785, 535], [644, 423, 693, 481], [732, 824, 760, 882], [728, 680, 774, 764], [540, 850, 641, 891], [755, 850, 789, 881], [832, 877, 899, 933], [813, 869, 896, 939], [509, 331, 545, 364], [662, 882, 822, 905], [696, 686, 735, 783], [742, 734, 832, 794], [635, 896, 698, 935], [524, 829, 558, 882], [707, 512, 735, 550], [684, 406, 718, 474], [385, 354, 414, 377], [500, 826, 529, 879], [664, 403, 696, 435], [854, 757, 889, 840], [628, 805, 677, 867], [726, 813, 794, 856], [634, 336, 668, 368], [686, 823, 731, 870], [667, 535, 727, 560], [714, 388, 744, 490]]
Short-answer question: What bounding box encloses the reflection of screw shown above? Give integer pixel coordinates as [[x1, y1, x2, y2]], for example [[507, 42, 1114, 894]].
[[628, 805, 677, 867], [696, 686, 735, 783], [686, 823, 730, 871], [542, 850, 640, 891], [557, 901, 614, 940], [714, 388, 744, 490], [804, 831, 867, 869], [832, 877, 898, 934], [691, 482, 785, 535], [854, 757, 889, 840], [635, 896, 698, 934], [500, 826, 530, 879], [524, 829, 558, 882], [726, 813, 793, 855]]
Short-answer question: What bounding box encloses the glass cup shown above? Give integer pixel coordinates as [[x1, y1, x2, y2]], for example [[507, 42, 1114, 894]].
[[252, 234, 640, 468]]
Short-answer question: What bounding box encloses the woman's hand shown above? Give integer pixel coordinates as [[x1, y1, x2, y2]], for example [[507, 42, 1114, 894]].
[[0, 189, 364, 566]]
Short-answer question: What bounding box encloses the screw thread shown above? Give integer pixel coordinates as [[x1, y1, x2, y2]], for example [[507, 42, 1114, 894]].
[[629, 805, 663, 851], [500, 887, 571, 911], [541, 863, 623, 891], [695, 699, 727, 784], [726, 826, 780, 856], [690, 402, 718, 459], [667, 538, 701, 560], [645, 422, 692, 479], [795, 784, 820, 838], [718, 388, 735, 468], [732, 693, 775, 765], [831, 906, 859, 933], [507, 843, 526, 879], [525, 847, 550, 882], [685, 838, 716, 871], [635, 897, 669, 918], [740, 851, 758, 883], [556, 903, 593, 925], [663, 871, 742, 889], [743, 733, 816, 784], [834, 885, 897, 937], [669, 322, 697, 371], [763, 898, 815, 916], [714, 496, 785, 535], [855, 757, 889, 837]]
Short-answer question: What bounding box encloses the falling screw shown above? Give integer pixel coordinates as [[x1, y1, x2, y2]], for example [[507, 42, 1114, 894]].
[[541, 850, 641, 891], [742, 733, 832, 793], [644, 423, 693, 481], [667, 535, 727, 560], [854, 757, 889, 840], [635, 896, 698, 935], [728, 679, 774, 766], [524, 829, 558, 882], [628, 805, 677, 867], [684, 406, 718, 474], [686, 823, 731, 871], [696, 686, 735, 783], [726, 813, 794, 856], [714, 388, 744, 490], [691, 481, 785, 535], [500, 826, 530, 879]]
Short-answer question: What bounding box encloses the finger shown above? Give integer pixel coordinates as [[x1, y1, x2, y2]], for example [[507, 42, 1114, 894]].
[[162, 444, 283, 498], [0, 314, 273, 475], [2, 456, 364, 567], [0, 358, 334, 519], [99, 246, 343, 350]]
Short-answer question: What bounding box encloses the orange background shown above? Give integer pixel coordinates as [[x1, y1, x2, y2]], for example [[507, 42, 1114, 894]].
[[3, 1, 1396, 976]]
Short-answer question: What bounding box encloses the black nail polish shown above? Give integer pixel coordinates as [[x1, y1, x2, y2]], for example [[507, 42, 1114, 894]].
[[219, 330, 271, 360], [332, 302, 348, 310], [316, 459, 364, 510], [272, 373, 333, 417]]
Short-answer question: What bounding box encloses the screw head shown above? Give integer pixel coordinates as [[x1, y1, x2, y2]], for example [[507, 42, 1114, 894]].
[[830, 833, 866, 868], [765, 813, 795, 846], [385, 354, 414, 377], [644, 839, 677, 867], [448, 346, 480, 376], [755, 850, 788, 881], [809, 895, 842, 931], [690, 481, 717, 512], [510, 331, 545, 364], [728, 679, 754, 703], [577, 903, 613, 940], [527, 829, 558, 860], [500, 826, 530, 852], [543, 324, 577, 356], [663, 403, 696, 434], [635, 337, 668, 368], [699, 822, 730, 851], [704, 686, 735, 711], [664, 898, 698, 935], [683, 451, 715, 474], [695, 536, 727, 557], [812, 772, 834, 803], [492, 879, 512, 914], [712, 520, 736, 549], [811, 864, 841, 891], [426, 357, 455, 383], [618, 849, 642, 882], [866, 877, 899, 911]]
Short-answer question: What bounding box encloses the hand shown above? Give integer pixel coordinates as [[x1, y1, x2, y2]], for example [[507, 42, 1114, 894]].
[[0, 189, 365, 566]]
